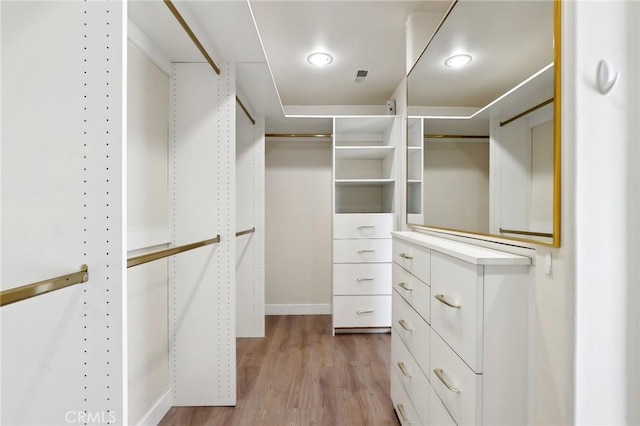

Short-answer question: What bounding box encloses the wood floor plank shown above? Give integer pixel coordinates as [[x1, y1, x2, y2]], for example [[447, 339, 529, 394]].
[[159, 315, 399, 426]]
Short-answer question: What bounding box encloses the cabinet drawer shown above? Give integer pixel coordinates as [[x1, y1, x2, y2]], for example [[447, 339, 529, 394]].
[[393, 238, 430, 284], [391, 332, 430, 425], [392, 290, 430, 376], [429, 384, 457, 426], [431, 251, 484, 373], [333, 295, 391, 328], [333, 263, 391, 295], [333, 213, 393, 239], [393, 263, 430, 323], [430, 329, 482, 426], [391, 368, 423, 426], [333, 239, 392, 263]]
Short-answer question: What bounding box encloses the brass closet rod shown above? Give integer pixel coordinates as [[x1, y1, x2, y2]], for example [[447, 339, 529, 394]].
[[424, 134, 489, 139], [164, 0, 255, 126], [500, 228, 553, 238], [1, 265, 89, 307], [127, 235, 221, 268], [500, 98, 554, 127], [236, 227, 256, 237]]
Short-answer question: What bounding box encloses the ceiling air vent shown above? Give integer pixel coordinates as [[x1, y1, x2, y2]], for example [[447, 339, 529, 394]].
[[354, 69, 369, 83]]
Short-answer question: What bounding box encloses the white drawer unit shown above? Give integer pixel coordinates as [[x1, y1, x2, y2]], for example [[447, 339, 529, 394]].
[[333, 238, 392, 263], [391, 369, 423, 426], [333, 213, 394, 239], [391, 332, 430, 425], [431, 251, 484, 373], [332, 295, 391, 328], [392, 262, 430, 323], [431, 328, 482, 425], [429, 384, 457, 426], [393, 237, 430, 284], [391, 231, 532, 425], [392, 290, 430, 376], [333, 263, 391, 295]]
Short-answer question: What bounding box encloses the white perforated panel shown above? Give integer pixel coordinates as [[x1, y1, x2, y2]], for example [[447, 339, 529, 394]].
[[169, 62, 236, 405], [236, 113, 265, 337], [1, 1, 125, 424]]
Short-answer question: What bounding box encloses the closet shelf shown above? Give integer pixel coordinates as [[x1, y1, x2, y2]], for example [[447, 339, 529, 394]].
[[335, 179, 395, 186]]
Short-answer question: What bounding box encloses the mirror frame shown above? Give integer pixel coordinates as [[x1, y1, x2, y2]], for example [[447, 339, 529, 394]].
[[406, 0, 561, 248]]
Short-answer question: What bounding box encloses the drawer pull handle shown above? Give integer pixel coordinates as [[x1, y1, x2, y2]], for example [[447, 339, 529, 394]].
[[398, 319, 413, 332], [396, 404, 411, 424], [358, 249, 375, 254], [399, 253, 413, 260], [357, 277, 374, 282], [397, 362, 412, 378], [434, 294, 461, 309], [357, 309, 374, 314], [357, 225, 375, 229], [398, 282, 413, 291], [434, 368, 460, 393]]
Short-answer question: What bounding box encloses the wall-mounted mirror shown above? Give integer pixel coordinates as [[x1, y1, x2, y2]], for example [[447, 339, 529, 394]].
[[407, 0, 560, 247]]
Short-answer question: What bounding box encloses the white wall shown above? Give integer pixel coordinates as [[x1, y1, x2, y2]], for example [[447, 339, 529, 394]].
[[568, 1, 640, 423], [126, 41, 170, 425], [423, 141, 490, 233], [1, 2, 126, 423], [265, 139, 332, 314]]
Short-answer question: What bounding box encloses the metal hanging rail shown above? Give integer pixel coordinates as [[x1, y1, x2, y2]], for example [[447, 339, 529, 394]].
[[499, 98, 554, 127], [265, 133, 333, 138], [424, 134, 489, 139], [1, 265, 89, 307], [500, 228, 553, 238], [164, 0, 220, 75], [235, 227, 256, 237], [127, 235, 221, 268], [236, 97, 256, 125]]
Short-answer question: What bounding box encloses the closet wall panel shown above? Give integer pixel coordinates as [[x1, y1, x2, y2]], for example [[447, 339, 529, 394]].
[[1, 1, 125, 424], [169, 62, 236, 405], [236, 108, 265, 337], [126, 41, 170, 424], [265, 140, 332, 314]]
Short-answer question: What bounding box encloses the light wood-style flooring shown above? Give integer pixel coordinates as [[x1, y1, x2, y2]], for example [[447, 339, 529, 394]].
[[159, 315, 400, 426]]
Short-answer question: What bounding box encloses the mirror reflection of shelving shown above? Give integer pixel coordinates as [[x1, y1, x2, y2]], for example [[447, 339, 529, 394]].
[[333, 116, 400, 214], [407, 117, 424, 223]]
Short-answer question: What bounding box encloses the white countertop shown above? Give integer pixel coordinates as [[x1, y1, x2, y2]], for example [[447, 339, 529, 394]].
[[392, 231, 532, 266]]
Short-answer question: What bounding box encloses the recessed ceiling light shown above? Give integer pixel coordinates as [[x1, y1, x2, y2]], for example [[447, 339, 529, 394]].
[[444, 54, 473, 68], [307, 52, 334, 67]]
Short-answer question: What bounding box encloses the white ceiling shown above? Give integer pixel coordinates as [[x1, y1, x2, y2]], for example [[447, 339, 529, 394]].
[[128, 0, 452, 129], [248, 0, 451, 107]]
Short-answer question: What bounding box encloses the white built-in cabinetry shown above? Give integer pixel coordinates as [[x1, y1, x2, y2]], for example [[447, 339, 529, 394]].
[[407, 117, 424, 224], [332, 116, 401, 333], [391, 231, 531, 425]]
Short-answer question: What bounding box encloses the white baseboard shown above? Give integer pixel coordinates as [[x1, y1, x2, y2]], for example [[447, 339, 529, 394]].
[[138, 389, 172, 426], [265, 304, 331, 315]]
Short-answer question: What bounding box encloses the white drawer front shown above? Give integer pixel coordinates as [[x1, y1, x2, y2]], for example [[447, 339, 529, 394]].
[[333, 295, 391, 328], [333, 213, 393, 239], [393, 263, 430, 323], [430, 329, 482, 426], [431, 251, 484, 373], [393, 238, 430, 284], [392, 290, 430, 376], [333, 239, 392, 263], [391, 368, 423, 426], [391, 332, 430, 425], [429, 384, 457, 426], [333, 263, 391, 295]]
